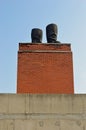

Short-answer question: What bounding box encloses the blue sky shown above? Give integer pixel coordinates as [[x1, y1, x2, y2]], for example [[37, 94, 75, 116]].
[[0, 0, 86, 93]]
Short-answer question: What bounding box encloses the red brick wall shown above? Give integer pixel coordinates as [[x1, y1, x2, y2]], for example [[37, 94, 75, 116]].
[[17, 43, 74, 93]]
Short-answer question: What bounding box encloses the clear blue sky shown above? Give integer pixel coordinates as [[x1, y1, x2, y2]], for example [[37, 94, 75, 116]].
[[0, 0, 86, 93]]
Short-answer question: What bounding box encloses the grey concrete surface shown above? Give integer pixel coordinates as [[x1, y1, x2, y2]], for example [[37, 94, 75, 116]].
[[0, 94, 86, 130]]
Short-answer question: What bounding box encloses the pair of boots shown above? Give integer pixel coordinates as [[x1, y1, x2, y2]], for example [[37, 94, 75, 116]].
[[31, 23, 60, 43]]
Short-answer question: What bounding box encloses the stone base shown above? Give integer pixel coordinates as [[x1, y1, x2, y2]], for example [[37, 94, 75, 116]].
[[0, 94, 86, 129]]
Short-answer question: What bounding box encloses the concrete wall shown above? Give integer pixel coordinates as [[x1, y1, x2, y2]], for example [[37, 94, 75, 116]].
[[0, 94, 86, 130]]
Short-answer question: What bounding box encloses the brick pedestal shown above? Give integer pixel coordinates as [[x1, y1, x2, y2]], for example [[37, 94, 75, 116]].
[[17, 43, 74, 93]]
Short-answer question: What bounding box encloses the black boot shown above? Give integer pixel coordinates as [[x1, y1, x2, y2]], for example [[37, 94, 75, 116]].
[[46, 23, 60, 43], [31, 28, 43, 43]]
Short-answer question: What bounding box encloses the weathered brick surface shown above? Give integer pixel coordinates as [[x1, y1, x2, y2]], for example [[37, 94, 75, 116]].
[[19, 43, 71, 51], [17, 43, 74, 93]]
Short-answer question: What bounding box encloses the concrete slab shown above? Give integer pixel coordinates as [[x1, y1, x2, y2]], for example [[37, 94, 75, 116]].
[[8, 94, 26, 113], [0, 94, 8, 113]]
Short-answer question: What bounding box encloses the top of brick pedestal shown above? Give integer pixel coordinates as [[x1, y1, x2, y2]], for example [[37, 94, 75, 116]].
[[19, 43, 71, 51]]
